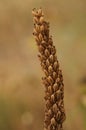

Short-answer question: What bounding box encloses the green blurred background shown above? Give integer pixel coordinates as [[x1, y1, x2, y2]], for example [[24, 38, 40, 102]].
[[0, 0, 86, 130]]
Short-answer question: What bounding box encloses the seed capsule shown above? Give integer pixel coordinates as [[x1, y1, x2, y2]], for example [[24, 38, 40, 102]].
[[49, 38, 53, 45], [46, 59, 50, 67], [45, 49, 50, 57], [48, 66, 53, 73], [51, 94, 55, 102], [42, 77, 49, 86], [56, 77, 60, 83], [49, 55, 54, 63], [48, 109, 52, 116], [32, 9, 38, 16], [33, 17, 39, 23], [56, 90, 61, 100], [53, 72, 57, 79], [45, 115, 50, 122], [60, 113, 66, 123], [53, 83, 59, 92], [34, 36, 40, 43], [51, 118, 56, 126], [47, 76, 54, 84], [44, 69, 48, 76], [46, 100, 52, 109], [35, 24, 40, 32], [40, 16, 44, 23], [54, 61, 58, 71], [39, 33, 43, 41], [51, 46, 56, 55], [40, 25, 45, 31], [38, 45, 44, 53], [33, 28, 37, 35], [53, 104, 58, 113], [38, 8, 42, 16], [48, 86, 53, 94]]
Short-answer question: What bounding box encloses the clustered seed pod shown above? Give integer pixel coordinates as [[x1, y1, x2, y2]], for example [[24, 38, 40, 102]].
[[32, 8, 66, 130]]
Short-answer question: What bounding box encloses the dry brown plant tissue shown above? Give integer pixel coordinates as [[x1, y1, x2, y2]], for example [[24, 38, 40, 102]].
[[32, 8, 66, 130]]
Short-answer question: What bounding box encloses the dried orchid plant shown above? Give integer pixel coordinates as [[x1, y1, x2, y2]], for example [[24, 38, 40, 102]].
[[32, 8, 66, 130]]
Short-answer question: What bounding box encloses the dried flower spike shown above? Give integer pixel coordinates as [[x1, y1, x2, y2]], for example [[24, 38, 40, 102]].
[[32, 8, 66, 130]]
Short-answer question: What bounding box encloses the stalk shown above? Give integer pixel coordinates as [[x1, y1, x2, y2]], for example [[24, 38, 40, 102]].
[[32, 8, 66, 130]]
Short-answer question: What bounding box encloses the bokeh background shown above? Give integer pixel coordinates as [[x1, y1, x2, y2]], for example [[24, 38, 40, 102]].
[[0, 0, 86, 130]]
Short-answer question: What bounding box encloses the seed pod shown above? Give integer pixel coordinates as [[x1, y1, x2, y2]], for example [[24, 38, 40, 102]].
[[53, 103, 58, 114], [35, 24, 40, 32], [34, 36, 40, 43], [45, 115, 50, 120], [45, 49, 50, 57], [49, 38, 53, 45], [33, 28, 37, 35], [49, 55, 54, 63], [48, 66, 53, 73], [41, 40, 46, 44], [56, 90, 61, 100], [53, 83, 59, 92], [39, 33, 43, 41], [41, 62, 46, 69], [60, 113, 66, 123], [46, 59, 50, 67], [44, 69, 49, 76], [60, 84, 64, 91], [32, 9, 38, 16], [38, 8, 42, 16], [53, 72, 57, 79], [40, 16, 44, 23], [51, 46, 56, 55], [46, 100, 52, 109], [56, 77, 60, 83], [47, 76, 54, 84], [58, 111, 61, 119], [58, 100, 63, 107], [41, 55, 46, 60], [51, 94, 55, 102], [38, 45, 44, 53], [33, 16, 39, 23], [48, 86, 53, 94], [40, 25, 45, 31], [42, 77, 49, 86], [54, 61, 58, 71], [53, 104, 58, 113], [58, 69, 62, 75], [56, 111, 61, 121], [48, 109, 52, 116], [51, 118, 56, 126]]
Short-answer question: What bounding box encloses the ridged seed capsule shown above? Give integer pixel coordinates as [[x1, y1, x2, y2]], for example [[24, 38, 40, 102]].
[[46, 59, 50, 67], [40, 16, 44, 23], [49, 55, 54, 63], [39, 33, 43, 41], [33, 17, 39, 23], [53, 83, 59, 92], [35, 24, 40, 32], [38, 8, 42, 16], [53, 104, 58, 113], [47, 76, 54, 84], [51, 118, 56, 126], [48, 66, 53, 73], [45, 49, 50, 57], [48, 86, 53, 94], [40, 25, 45, 31]]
